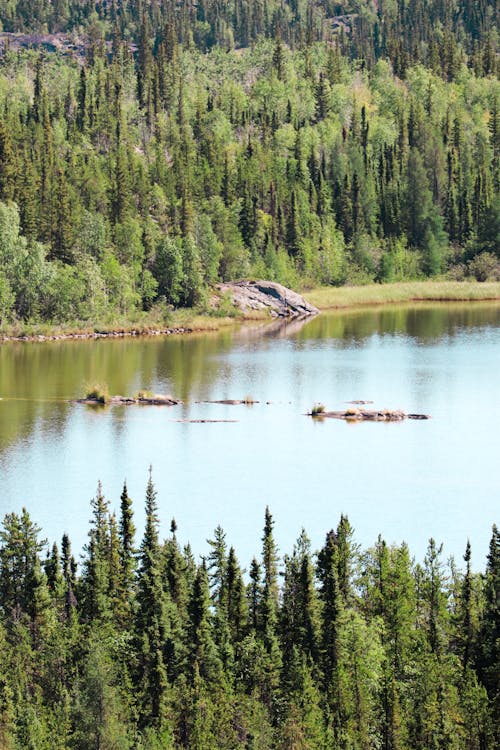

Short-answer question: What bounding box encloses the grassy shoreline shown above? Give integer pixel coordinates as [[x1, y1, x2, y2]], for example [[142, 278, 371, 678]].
[[0, 311, 239, 342], [1, 281, 499, 342], [303, 280, 500, 310]]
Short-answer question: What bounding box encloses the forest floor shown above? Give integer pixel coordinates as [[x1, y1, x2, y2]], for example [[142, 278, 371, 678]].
[[1, 280, 499, 342]]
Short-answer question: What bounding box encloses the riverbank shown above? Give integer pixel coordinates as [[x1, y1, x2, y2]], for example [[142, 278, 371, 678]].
[[1, 280, 500, 342], [303, 280, 500, 309], [0, 310, 239, 343]]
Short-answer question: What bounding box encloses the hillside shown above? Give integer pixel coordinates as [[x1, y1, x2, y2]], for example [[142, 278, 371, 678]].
[[0, 0, 498, 325]]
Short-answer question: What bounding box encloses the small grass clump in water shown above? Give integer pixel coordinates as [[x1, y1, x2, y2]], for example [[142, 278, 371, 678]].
[[135, 389, 153, 399], [345, 406, 360, 416], [85, 383, 109, 404], [243, 395, 255, 405], [311, 403, 326, 416]]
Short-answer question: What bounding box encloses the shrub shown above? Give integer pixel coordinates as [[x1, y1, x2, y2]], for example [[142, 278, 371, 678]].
[[311, 403, 326, 416], [135, 390, 153, 399], [85, 383, 109, 404], [468, 252, 499, 282]]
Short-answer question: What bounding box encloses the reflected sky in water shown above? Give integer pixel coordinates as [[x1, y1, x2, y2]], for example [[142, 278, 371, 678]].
[[0, 301, 499, 570]]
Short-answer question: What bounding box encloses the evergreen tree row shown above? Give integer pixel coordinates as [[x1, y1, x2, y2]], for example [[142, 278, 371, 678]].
[[0, 475, 498, 748], [0, 29, 498, 324], [0, 0, 497, 75]]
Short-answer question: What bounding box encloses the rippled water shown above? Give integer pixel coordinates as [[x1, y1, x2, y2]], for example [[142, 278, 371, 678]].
[[0, 302, 499, 569]]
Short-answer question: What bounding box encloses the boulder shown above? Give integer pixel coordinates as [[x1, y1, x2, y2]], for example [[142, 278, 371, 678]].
[[217, 280, 319, 317]]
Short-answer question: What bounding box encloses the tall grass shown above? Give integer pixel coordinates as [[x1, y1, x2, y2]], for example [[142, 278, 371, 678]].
[[304, 281, 500, 310], [0, 310, 230, 340], [84, 383, 109, 404], [311, 403, 326, 416]]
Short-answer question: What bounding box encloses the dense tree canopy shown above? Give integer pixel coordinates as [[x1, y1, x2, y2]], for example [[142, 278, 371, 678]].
[[0, 479, 497, 748], [0, 0, 497, 324]]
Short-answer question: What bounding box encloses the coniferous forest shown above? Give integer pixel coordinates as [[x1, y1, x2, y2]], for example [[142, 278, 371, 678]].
[[0, 4, 498, 748], [0, 477, 497, 748], [0, 0, 498, 324]]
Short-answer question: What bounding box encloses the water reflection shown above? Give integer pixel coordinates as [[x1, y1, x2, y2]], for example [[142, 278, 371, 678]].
[[1, 302, 499, 453], [298, 302, 500, 344], [0, 302, 498, 568]]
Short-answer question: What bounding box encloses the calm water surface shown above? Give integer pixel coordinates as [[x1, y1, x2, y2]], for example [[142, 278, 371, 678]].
[[0, 302, 499, 569]]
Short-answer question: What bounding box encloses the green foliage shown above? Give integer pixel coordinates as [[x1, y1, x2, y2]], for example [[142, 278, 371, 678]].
[[84, 384, 109, 404], [468, 252, 500, 282], [0, 4, 494, 326], [0, 271, 14, 325], [0, 484, 497, 747], [311, 403, 325, 416]]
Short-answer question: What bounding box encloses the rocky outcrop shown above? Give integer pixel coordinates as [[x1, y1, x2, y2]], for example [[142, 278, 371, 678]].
[[217, 280, 319, 317], [197, 398, 258, 405], [1, 327, 194, 344], [310, 408, 430, 421], [77, 394, 181, 406]]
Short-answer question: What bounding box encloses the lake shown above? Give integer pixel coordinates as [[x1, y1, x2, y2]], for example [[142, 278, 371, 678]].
[[0, 302, 499, 571]]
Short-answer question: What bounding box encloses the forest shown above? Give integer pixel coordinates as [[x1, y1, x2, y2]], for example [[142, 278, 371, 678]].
[[0, 475, 497, 748], [0, 0, 498, 324]]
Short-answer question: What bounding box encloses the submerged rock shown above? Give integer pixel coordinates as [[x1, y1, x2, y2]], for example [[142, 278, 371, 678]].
[[172, 419, 239, 423], [76, 394, 181, 406], [310, 408, 430, 421], [137, 394, 180, 405], [216, 280, 319, 317], [196, 397, 258, 405]]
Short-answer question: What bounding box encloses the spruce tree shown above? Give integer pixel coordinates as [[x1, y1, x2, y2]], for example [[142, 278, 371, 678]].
[[477, 524, 500, 739], [135, 470, 169, 727], [187, 562, 222, 684], [118, 481, 136, 605]]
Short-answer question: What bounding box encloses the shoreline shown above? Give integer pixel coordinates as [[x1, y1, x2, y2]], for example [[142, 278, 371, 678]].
[[0, 325, 200, 344], [302, 280, 500, 310], [1, 280, 500, 343], [0, 314, 235, 344]]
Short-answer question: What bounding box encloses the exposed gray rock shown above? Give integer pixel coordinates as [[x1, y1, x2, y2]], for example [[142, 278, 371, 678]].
[[309, 408, 430, 421], [76, 394, 182, 406], [217, 280, 319, 317], [197, 398, 259, 405]]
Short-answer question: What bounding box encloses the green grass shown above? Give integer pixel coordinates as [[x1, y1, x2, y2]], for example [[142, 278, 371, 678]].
[[303, 281, 500, 311], [3, 281, 499, 343], [0, 309, 235, 341], [135, 390, 154, 400], [311, 402, 326, 416], [84, 383, 109, 404]]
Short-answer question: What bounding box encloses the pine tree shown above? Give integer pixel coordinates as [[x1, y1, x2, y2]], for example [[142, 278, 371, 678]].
[[118, 481, 136, 601], [248, 557, 262, 634], [456, 541, 477, 673], [207, 526, 234, 671], [280, 529, 319, 673], [477, 525, 500, 738], [187, 562, 222, 683], [135, 470, 169, 726], [61, 533, 77, 616], [51, 166, 74, 263], [420, 538, 448, 656], [44, 542, 63, 596], [80, 482, 111, 623], [0, 624, 15, 749], [0, 121, 15, 202], [0, 508, 46, 617], [272, 34, 285, 81], [286, 190, 301, 258], [226, 546, 248, 644]]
